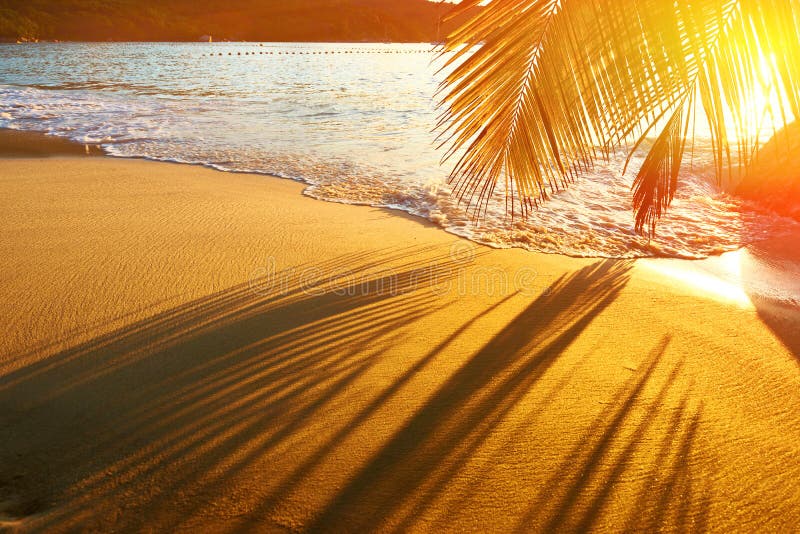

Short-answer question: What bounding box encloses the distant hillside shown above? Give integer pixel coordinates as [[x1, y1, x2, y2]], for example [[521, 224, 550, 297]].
[[0, 0, 472, 42]]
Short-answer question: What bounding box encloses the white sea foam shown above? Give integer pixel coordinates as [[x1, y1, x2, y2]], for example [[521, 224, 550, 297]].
[[1, 42, 796, 259]]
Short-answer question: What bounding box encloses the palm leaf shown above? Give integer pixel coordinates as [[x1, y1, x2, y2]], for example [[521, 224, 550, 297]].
[[632, 96, 694, 234], [436, 0, 800, 235]]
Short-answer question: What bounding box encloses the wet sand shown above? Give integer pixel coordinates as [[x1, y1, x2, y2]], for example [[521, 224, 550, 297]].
[[0, 129, 104, 158], [1, 131, 799, 532]]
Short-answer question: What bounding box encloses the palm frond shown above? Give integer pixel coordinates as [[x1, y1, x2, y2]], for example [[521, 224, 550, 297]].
[[632, 96, 693, 234], [437, 0, 800, 235]]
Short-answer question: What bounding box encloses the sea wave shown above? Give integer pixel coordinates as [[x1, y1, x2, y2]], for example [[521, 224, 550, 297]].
[[2, 42, 797, 259]]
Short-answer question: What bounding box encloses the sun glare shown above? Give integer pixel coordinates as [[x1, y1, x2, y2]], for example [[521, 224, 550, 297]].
[[725, 50, 793, 141], [641, 251, 753, 308]]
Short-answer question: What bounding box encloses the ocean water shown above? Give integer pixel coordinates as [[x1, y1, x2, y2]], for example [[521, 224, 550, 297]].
[[1, 42, 796, 259]]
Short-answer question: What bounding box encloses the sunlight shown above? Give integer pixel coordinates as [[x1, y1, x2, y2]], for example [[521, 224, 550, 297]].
[[640, 250, 753, 308], [746, 54, 772, 129], [706, 50, 790, 143]]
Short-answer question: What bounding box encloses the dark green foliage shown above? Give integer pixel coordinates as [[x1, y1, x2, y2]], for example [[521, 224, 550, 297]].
[[0, 0, 463, 42]]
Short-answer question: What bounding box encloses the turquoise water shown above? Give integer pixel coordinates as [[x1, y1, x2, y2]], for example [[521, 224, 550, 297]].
[[1, 42, 795, 258]]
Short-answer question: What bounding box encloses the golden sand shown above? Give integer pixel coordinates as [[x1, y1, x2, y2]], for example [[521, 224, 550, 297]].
[[0, 136, 798, 531]]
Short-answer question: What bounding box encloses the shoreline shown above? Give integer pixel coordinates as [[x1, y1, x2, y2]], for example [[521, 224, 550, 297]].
[[3, 127, 799, 306], [0, 127, 784, 263], [3, 127, 799, 315], [1, 131, 799, 531]]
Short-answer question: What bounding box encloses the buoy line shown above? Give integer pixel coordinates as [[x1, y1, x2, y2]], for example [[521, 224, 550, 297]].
[[204, 48, 434, 57]]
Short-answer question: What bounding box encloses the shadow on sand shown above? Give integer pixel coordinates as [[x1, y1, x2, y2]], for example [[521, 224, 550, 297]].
[[307, 261, 708, 532], [739, 236, 800, 360], [0, 246, 460, 529], [0, 253, 708, 531]]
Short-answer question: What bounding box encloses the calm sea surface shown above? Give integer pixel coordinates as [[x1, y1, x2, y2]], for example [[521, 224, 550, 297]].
[[1, 42, 796, 258]]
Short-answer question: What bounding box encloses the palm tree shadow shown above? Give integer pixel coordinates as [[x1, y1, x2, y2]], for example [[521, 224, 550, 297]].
[[755, 300, 800, 359], [306, 259, 633, 531], [512, 335, 709, 533], [0, 246, 467, 531], [740, 236, 800, 359], [1, 252, 710, 532]]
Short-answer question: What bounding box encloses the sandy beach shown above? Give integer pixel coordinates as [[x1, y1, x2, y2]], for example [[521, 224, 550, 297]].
[[1, 131, 799, 532]]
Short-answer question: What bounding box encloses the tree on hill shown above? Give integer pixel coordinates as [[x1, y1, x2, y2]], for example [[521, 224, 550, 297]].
[[0, 0, 465, 42]]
